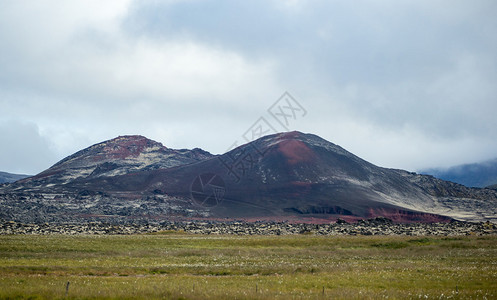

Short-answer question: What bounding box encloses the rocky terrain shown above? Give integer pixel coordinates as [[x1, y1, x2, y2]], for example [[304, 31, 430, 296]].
[[1, 131, 497, 224], [0, 190, 209, 224], [1, 218, 495, 236]]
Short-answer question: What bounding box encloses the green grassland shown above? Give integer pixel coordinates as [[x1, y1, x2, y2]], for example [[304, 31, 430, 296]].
[[0, 233, 496, 299]]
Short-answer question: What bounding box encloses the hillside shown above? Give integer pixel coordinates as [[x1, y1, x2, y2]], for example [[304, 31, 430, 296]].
[[1, 132, 496, 223]]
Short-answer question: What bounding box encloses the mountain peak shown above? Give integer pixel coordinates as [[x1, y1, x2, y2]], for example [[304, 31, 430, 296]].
[[17, 135, 212, 186], [89, 135, 167, 159], [234, 131, 355, 165], [259, 131, 313, 142], [267, 132, 317, 165], [273, 130, 305, 139], [108, 135, 163, 145]]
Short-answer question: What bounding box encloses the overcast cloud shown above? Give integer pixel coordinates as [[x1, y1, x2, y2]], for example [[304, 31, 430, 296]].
[[1, 0, 496, 174]]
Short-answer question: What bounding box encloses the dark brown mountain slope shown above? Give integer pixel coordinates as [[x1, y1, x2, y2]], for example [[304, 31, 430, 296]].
[[1, 132, 496, 223]]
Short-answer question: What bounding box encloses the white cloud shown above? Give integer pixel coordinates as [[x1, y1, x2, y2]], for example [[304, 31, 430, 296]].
[[0, 0, 282, 173], [0, 1, 278, 103]]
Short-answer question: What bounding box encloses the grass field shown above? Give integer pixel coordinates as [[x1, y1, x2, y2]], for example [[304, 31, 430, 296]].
[[0, 233, 496, 299]]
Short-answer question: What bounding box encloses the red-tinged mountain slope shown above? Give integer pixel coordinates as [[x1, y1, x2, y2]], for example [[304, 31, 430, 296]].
[[11, 135, 213, 191], [1, 132, 496, 223], [71, 132, 497, 223]]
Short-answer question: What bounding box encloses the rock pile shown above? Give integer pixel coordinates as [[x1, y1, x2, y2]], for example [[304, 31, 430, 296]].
[[1, 218, 496, 236]]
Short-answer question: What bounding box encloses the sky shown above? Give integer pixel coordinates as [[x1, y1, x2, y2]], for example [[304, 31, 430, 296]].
[[1, 0, 496, 175]]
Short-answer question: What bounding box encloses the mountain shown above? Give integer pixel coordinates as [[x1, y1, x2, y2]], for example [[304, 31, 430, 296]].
[[1, 132, 496, 224], [421, 158, 497, 188], [12, 135, 213, 191], [78, 131, 496, 222], [0, 172, 30, 184]]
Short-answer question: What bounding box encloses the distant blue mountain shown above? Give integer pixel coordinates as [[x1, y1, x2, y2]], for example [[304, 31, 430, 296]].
[[421, 158, 497, 188], [0, 171, 30, 184]]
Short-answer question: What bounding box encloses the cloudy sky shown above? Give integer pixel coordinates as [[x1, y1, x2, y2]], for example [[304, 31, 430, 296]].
[[1, 0, 496, 175]]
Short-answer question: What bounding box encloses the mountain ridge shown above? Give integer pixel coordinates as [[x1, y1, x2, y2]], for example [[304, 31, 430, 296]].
[[1, 131, 496, 223], [14, 135, 213, 190]]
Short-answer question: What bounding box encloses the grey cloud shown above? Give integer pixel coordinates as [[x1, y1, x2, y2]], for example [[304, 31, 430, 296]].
[[0, 0, 496, 174]]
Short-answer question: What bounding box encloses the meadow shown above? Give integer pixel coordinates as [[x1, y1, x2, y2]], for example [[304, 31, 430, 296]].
[[0, 233, 496, 299]]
